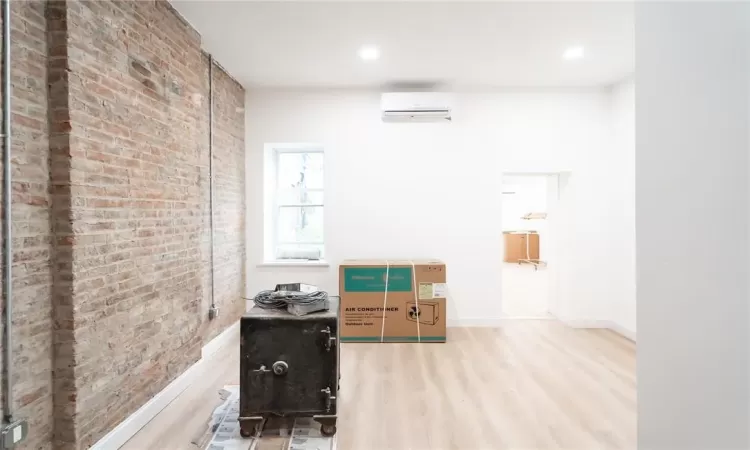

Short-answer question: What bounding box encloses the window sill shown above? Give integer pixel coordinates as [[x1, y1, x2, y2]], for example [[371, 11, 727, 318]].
[[257, 260, 330, 268]]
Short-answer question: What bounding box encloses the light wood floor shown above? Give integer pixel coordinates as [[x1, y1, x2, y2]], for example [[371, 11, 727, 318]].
[[123, 321, 636, 450]]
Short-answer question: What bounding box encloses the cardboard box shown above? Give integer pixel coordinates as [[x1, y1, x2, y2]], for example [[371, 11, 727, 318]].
[[339, 259, 447, 343], [503, 231, 539, 263]]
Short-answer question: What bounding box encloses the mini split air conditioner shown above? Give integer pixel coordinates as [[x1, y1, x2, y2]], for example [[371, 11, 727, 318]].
[[381, 92, 453, 122]]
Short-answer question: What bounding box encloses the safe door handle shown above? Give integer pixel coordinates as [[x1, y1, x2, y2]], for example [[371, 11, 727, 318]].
[[252, 361, 289, 376], [252, 365, 271, 374]]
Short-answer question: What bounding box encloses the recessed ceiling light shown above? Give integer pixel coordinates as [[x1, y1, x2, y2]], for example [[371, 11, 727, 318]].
[[563, 46, 585, 60], [358, 45, 380, 61]]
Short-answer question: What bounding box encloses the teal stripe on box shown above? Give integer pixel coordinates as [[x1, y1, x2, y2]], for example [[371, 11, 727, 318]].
[[343, 267, 412, 292], [341, 336, 446, 342]]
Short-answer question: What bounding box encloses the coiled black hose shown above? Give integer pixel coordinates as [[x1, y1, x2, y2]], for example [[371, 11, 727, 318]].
[[252, 289, 329, 310]]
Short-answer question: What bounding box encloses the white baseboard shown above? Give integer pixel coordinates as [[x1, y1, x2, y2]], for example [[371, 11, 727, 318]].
[[608, 321, 637, 342], [562, 319, 613, 329], [91, 320, 240, 450], [500, 315, 555, 321], [554, 316, 637, 342], [447, 316, 558, 327], [447, 317, 505, 327], [203, 321, 240, 359]]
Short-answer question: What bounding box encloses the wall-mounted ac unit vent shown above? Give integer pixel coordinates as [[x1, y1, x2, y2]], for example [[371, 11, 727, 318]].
[[381, 92, 453, 122]]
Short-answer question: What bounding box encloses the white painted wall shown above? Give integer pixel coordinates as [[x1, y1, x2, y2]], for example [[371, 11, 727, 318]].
[[635, 3, 750, 449], [244, 89, 632, 326], [501, 175, 548, 232], [607, 78, 636, 338], [546, 88, 637, 326]]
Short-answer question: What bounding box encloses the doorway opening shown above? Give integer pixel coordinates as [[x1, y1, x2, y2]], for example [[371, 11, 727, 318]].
[[501, 173, 562, 318]]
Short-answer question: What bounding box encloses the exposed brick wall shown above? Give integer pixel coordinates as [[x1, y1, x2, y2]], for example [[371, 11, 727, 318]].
[[60, 1, 207, 446], [47, 2, 76, 448], [202, 61, 246, 343], [0, 1, 55, 449], [1, 1, 246, 448]]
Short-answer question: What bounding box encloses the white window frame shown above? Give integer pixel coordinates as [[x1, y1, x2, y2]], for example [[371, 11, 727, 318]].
[[262, 143, 326, 265]]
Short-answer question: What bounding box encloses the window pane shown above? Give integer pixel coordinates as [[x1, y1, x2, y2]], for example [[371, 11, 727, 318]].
[[277, 189, 324, 206], [278, 152, 324, 190], [277, 206, 324, 244]]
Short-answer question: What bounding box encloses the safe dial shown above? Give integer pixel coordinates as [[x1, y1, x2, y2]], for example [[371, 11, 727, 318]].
[[272, 361, 289, 376]]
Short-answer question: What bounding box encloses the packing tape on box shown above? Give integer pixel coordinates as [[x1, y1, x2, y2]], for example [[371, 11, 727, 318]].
[[379, 260, 390, 343], [410, 260, 421, 343], [379, 260, 421, 343]]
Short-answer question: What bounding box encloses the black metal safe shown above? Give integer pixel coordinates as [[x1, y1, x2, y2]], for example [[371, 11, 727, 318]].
[[239, 297, 339, 438]]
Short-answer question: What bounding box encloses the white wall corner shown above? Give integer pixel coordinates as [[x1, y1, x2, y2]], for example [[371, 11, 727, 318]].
[[609, 321, 637, 342], [554, 315, 636, 342]]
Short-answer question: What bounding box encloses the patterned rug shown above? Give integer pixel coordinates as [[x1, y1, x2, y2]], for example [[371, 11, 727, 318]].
[[193, 386, 337, 450]]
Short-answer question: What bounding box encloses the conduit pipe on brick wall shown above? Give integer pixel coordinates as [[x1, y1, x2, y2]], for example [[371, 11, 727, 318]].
[[208, 54, 216, 318], [2, 0, 13, 423]]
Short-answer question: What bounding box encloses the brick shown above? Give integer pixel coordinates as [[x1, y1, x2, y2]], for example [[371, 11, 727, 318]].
[[2, 1, 245, 448], [0, 2, 54, 449]]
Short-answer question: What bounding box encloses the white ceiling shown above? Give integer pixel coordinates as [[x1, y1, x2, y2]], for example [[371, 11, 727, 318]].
[[173, 1, 634, 89]]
